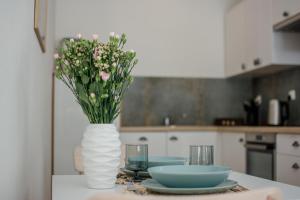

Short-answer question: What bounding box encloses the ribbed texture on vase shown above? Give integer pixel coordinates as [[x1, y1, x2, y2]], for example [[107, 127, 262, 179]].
[[81, 124, 121, 189]]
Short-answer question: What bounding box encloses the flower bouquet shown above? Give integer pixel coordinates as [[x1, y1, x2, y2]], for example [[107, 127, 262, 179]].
[[54, 32, 137, 189]]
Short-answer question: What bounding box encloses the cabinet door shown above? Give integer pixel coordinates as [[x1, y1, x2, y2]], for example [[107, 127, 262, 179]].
[[272, 0, 300, 25], [225, 2, 247, 76], [244, 0, 260, 70], [276, 153, 300, 186], [120, 132, 167, 156], [245, 0, 272, 70], [221, 133, 246, 173], [167, 132, 221, 165]]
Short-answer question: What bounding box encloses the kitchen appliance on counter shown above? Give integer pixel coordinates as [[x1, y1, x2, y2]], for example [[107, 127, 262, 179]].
[[268, 99, 289, 126], [243, 96, 262, 126], [245, 133, 276, 180]]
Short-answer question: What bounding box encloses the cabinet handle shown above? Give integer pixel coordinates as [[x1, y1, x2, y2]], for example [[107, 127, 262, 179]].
[[292, 141, 300, 148], [253, 58, 261, 66], [292, 163, 300, 170], [241, 63, 246, 70], [139, 136, 148, 142], [283, 11, 290, 18], [239, 138, 244, 143], [169, 136, 178, 141]]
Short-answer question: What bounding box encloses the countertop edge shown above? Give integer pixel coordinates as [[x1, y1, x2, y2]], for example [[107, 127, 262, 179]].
[[119, 126, 300, 134]]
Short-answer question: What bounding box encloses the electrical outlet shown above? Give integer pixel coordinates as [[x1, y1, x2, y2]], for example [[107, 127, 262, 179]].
[[288, 90, 296, 101]]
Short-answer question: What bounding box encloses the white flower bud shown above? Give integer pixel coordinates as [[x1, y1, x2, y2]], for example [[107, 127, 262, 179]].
[[92, 34, 98, 40], [76, 33, 82, 39], [90, 93, 96, 98], [129, 49, 135, 53], [54, 53, 59, 59], [109, 32, 115, 37], [70, 38, 74, 42], [112, 63, 117, 67]]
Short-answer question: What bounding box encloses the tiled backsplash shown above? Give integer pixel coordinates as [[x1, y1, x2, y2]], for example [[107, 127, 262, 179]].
[[253, 68, 300, 125], [121, 77, 252, 126], [121, 68, 300, 126]]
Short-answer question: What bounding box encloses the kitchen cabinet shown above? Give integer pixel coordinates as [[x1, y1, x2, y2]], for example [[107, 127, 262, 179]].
[[225, 0, 300, 77], [272, 0, 300, 26], [166, 132, 221, 165], [276, 154, 300, 186], [221, 132, 246, 173], [120, 131, 221, 165], [276, 134, 300, 186], [120, 132, 167, 156], [277, 134, 300, 156], [225, 1, 247, 76]]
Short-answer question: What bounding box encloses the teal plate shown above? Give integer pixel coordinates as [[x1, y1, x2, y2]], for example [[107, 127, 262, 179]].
[[141, 179, 238, 195]]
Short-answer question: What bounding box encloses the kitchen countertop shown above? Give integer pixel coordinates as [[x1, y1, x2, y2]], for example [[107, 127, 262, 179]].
[[120, 126, 300, 134], [52, 172, 300, 200]]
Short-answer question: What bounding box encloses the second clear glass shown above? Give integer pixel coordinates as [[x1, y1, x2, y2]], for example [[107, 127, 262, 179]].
[[189, 145, 214, 165]]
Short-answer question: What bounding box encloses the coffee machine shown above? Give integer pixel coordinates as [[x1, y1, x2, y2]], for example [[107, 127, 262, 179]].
[[243, 96, 262, 126]]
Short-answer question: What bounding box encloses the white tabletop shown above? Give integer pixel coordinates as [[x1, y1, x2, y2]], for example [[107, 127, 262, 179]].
[[52, 172, 300, 200]]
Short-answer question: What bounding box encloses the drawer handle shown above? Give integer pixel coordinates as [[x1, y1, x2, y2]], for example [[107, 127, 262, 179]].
[[239, 138, 244, 143], [292, 141, 300, 148], [139, 137, 148, 142], [241, 63, 246, 70], [169, 136, 178, 141], [292, 163, 300, 170], [253, 58, 261, 66], [283, 11, 290, 18]]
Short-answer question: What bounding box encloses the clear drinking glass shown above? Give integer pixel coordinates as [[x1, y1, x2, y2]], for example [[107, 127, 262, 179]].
[[125, 144, 148, 181], [189, 145, 214, 165]]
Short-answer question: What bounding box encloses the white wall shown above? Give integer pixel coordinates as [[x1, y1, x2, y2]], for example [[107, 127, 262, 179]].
[[0, 0, 55, 199], [54, 0, 240, 175], [55, 0, 240, 78]]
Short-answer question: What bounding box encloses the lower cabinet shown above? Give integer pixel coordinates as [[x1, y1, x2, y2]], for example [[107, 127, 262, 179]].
[[276, 134, 300, 186], [119, 132, 167, 156], [276, 154, 300, 186], [221, 132, 246, 173], [166, 132, 221, 165], [120, 131, 221, 165]]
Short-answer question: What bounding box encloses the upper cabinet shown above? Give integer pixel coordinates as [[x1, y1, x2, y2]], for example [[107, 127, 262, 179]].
[[225, 0, 300, 77], [272, 0, 300, 25]]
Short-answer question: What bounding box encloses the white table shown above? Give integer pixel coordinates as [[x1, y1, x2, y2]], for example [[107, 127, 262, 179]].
[[52, 172, 300, 200]]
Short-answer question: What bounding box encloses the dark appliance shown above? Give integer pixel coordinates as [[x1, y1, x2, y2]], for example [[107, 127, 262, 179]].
[[243, 96, 261, 126], [245, 133, 276, 180]]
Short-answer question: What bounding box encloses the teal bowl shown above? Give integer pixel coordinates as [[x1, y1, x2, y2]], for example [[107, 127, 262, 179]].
[[148, 165, 231, 188]]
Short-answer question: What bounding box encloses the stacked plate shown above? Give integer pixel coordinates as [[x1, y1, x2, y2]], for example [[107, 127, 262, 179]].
[[142, 165, 237, 195], [121, 156, 186, 177]]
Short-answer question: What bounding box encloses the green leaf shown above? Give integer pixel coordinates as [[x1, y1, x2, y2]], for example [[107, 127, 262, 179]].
[[101, 94, 109, 98], [75, 82, 89, 104], [81, 74, 89, 84]]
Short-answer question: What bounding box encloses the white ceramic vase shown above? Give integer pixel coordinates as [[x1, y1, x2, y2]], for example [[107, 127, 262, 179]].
[[81, 124, 121, 189]]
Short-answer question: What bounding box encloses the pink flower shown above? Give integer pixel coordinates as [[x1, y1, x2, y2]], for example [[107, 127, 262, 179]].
[[100, 71, 110, 81], [76, 33, 82, 39], [92, 34, 98, 40], [54, 53, 59, 59]]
